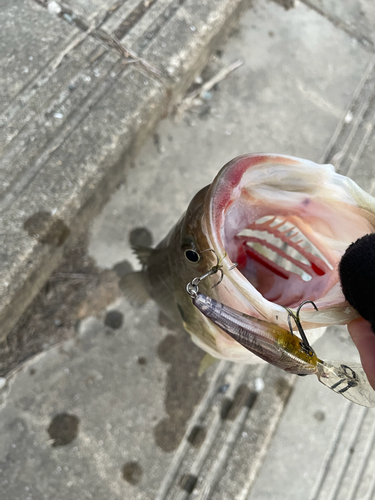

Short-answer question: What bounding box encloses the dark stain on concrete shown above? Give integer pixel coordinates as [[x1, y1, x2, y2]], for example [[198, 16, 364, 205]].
[[47, 413, 79, 447], [274, 377, 292, 397], [271, 0, 295, 9], [153, 133, 162, 153], [129, 227, 153, 247], [1, 232, 121, 377], [158, 311, 178, 329], [179, 473, 198, 493], [220, 397, 233, 420], [23, 211, 70, 247], [104, 310, 123, 329], [221, 385, 257, 421], [187, 425, 206, 448], [154, 329, 208, 452], [122, 461, 143, 485], [314, 410, 325, 422], [112, 260, 133, 278]]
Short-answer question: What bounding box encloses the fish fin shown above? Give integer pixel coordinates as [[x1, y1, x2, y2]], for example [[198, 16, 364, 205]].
[[198, 353, 218, 377], [132, 245, 154, 266], [119, 271, 150, 307]]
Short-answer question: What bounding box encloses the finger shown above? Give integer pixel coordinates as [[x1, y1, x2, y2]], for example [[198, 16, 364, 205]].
[[348, 317, 375, 391]]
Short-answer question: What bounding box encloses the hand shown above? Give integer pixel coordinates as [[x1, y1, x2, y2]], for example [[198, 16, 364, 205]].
[[348, 318, 375, 390]]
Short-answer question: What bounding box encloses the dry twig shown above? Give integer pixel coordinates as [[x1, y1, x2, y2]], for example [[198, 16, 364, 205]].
[[177, 59, 243, 115]]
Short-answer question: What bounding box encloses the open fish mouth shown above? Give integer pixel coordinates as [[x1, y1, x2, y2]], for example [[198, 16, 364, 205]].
[[229, 214, 332, 305], [204, 154, 375, 330]]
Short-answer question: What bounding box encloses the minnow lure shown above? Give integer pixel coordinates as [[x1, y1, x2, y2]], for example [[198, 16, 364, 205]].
[[186, 268, 375, 408]]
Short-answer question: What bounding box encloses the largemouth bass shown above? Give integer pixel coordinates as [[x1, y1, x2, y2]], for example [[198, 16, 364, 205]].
[[122, 154, 375, 364]]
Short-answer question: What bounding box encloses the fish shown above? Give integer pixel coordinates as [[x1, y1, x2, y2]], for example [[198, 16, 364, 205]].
[[121, 153, 375, 365]]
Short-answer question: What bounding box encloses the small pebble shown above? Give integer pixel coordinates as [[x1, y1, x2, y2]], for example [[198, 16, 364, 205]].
[[218, 384, 229, 394], [48, 1, 62, 15], [63, 13, 74, 23], [255, 377, 265, 392], [0, 378, 6, 390], [201, 90, 212, 101], [344, 111, 353, 124]]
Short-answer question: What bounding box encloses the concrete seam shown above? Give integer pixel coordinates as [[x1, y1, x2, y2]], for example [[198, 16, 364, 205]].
[[32, 0, 167, 83], [321, 54, 375, 171], [307, 401, 352, 500], [171, 365, 251, 500], [326, 407, 368, 500], [113, 0, 160, 39], [238, 372, 296, 500], [364, 466, 375, 500], [300, 0, 374, 50], [0, 30, 84, 126], [196, 389, 260, 499], [169, 363, 251, 500], [346, 100, 375, 178], [154, 360, 231, 500], [346, 414, 375, 500], [1, 45, 109, 156], [128, 0, 190, 53]]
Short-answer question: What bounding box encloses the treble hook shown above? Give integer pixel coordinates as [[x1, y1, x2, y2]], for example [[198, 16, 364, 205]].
[[186, 248, 238, 298], [283, 300, 318, 357]]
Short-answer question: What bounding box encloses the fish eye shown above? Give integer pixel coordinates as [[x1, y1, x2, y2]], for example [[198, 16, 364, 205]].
[[184, 249, 200, 263]]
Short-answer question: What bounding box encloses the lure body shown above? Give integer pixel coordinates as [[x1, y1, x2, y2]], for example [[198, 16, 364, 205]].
[[192, 291, 375, 407], [192, 292, 318, 375]]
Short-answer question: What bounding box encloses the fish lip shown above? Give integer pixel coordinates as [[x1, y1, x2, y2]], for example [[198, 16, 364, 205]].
[[203, 153, 375, 328]]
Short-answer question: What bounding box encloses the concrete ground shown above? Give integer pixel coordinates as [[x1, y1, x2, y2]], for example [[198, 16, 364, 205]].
[[1, 0, 375, 499]]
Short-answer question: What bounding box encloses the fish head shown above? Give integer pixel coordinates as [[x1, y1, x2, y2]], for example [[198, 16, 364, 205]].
[[172, 154, 375, 362]]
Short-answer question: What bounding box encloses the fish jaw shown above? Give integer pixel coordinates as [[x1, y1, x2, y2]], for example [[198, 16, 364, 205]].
[[201, 154, 375, 332]]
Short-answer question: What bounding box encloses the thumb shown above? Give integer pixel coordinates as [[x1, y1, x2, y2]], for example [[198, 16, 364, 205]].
[[348, 317, 375, 391]]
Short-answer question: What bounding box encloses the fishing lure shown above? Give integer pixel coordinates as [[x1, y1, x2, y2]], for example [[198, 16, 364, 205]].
[[186, 262, 375, 408]]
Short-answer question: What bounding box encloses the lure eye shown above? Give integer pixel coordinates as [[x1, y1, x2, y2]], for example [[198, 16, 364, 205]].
[[184, 249, 200, 263]]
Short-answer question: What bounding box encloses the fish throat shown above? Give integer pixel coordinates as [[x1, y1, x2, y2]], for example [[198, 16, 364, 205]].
[[228, 213, 332, 307]]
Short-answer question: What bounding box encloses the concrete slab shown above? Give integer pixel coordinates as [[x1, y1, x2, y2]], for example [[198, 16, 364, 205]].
[[0, 299, 293, 500], [0, 0, 250, 342]]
